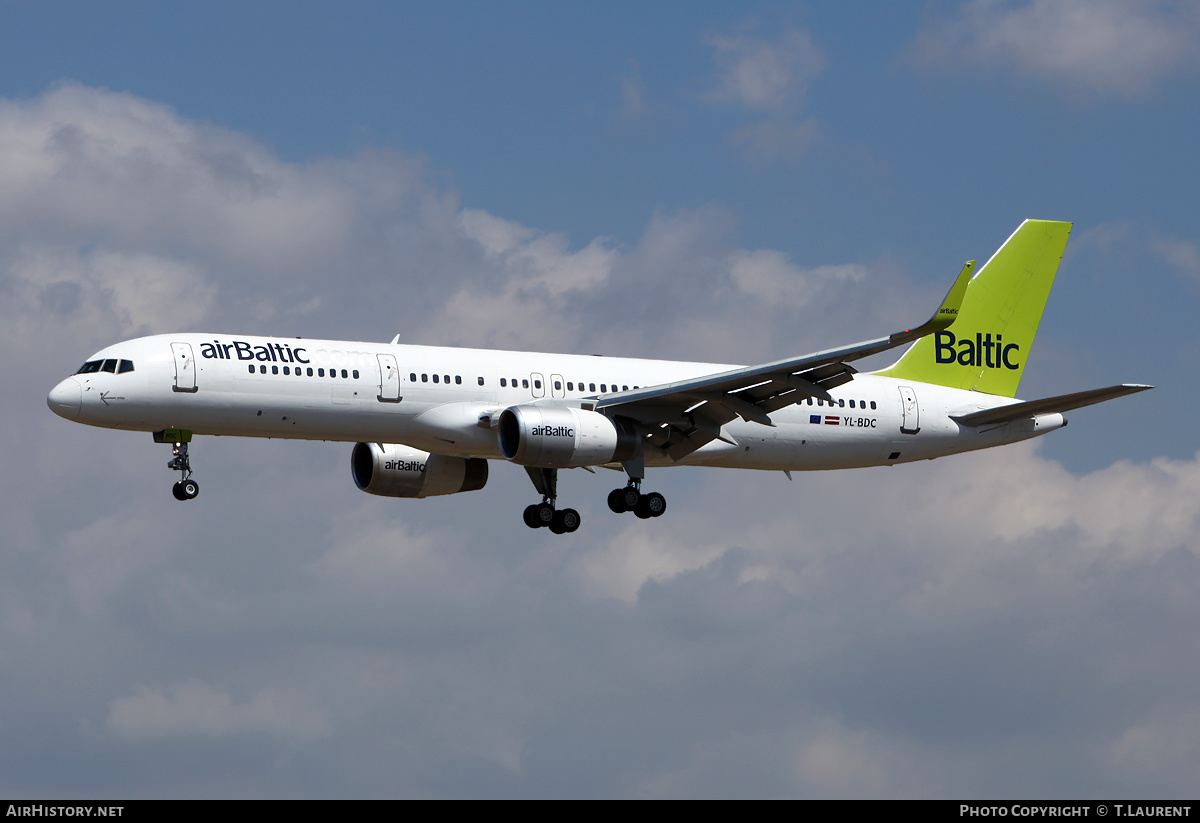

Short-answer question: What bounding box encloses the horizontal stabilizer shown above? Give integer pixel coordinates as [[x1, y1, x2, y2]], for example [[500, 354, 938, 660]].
[[951, 384, 1153, 427]]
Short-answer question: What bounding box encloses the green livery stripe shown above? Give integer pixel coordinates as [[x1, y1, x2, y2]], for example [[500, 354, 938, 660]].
[[875, 219, 1072, 398]]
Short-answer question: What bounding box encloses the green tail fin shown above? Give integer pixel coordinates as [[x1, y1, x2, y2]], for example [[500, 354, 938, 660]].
[[875, 219, 1072, 398]]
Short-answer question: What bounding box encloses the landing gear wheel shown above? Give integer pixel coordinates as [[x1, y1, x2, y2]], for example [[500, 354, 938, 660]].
[[180, 478, 199, 499], [172, 481, 187, 501], [523, 504, 543, 529], [608, 488, 630, 513], [553, 508, 581, 534], [634, 492, 665, 519], [535, 502, 555, 527], [621, 486, 641, 510]]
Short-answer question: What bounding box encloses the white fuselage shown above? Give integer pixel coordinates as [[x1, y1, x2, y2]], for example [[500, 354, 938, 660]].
[[47, 333, 1063, 472]]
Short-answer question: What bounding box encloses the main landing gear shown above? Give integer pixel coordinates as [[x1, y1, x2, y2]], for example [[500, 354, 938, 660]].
[[522, 467, 580, 534], [607, 482, 666, 519], [159, 433, 199, 501], [519, 458, 666, 534]]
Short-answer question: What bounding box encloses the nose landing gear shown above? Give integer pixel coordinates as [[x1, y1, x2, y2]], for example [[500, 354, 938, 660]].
[[156, 430, 199, 501]]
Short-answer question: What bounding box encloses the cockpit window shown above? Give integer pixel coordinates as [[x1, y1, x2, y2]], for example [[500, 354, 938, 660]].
[[76, 359, 135, 375]]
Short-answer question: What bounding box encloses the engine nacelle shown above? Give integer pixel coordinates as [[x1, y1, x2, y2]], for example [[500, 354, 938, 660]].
[[351, 442, 488, 498], [497, 405, 638, 467]]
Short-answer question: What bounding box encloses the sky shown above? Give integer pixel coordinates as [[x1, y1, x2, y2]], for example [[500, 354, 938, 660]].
[[2, 0, 1199, 798]]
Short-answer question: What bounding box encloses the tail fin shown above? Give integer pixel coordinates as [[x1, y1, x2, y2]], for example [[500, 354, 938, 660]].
[[875, 219, 1071, 398]]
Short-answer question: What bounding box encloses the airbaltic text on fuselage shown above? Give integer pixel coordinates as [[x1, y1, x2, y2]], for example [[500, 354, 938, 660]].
[[199, 340, 373, 368], [935, 331, 1020, 369]]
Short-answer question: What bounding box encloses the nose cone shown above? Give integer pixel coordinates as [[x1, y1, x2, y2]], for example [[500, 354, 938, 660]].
[[47, 377, 82, 420]]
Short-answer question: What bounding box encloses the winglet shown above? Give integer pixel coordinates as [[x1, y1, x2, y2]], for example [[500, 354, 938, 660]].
[[889, 260, 974, 345]]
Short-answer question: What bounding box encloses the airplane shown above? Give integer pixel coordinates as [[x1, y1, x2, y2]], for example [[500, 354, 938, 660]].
[[46, 219, 1150, 534]]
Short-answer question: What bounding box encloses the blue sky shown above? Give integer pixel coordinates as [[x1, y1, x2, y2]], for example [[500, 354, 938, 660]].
[[3, 1, 1200, 798]]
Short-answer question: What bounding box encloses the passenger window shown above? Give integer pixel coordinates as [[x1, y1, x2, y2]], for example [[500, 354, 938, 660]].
[[341, 370, 348, 378], [433, 374, 439, 383], [318, 368, 325, 377], [500, 378, 507, 387], [101, 359, 117, 373], [522, 379, 529, 389], [307, 368, 313, 377], [622, 385, 628, 392], [850, 400, 856, 408], [118, 360, 134, 374], [589, 383, 596, 392], [870, 401, 877, 410], [534, 379, 542, 390], [455, 375, 462, 385], [272, 365, 279, 374], [567, 382, 574, 391], [838, 399, 845, 407], [554, 381, 561, 391], [477, 377, 484, 386], [283, 366, 290, 375], [248, 365, 255, 374], [422, 374, 428, 383], [410, 373, 416, 382], [261, 365, 268, 374], [77, 360, 103, 374], [600, 384, 607, 393], [353, 370, 360, 379]]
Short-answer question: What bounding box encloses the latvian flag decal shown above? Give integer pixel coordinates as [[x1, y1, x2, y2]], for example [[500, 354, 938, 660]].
[[809, 415, 840, 425]]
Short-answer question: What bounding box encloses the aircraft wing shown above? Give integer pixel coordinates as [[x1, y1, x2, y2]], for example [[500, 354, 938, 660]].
[[949, 384, 1154, 427], [593, 261, 975, 461]]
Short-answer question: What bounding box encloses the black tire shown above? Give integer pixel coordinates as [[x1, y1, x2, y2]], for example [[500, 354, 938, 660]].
[[181, 478, 199, 499], [171, 481, 186, 501], [643, 492, 666, 517], [620, 487, 641, 510], [634, 498, 654, 519], [607, 488, 628, 513], [557, 508, 581, 533], [548, 519, 566, 535], [523, 504, 542, 529], [535, 502, 555, 527]]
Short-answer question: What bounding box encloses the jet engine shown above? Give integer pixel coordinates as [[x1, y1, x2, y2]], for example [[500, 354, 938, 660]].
[[351, 442, 488, 498], [497, 405, 638, 468]]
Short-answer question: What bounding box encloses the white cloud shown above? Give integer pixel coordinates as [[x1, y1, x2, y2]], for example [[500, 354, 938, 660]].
[[702, 24, 826, 163], [911, 0, 1200, 98], [620, 59, 648, 118], [729, 248, 866, 306], [107, 681, 329, 740], [704, 27, 826, 113], [1151, 236, 1200, 280]]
